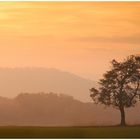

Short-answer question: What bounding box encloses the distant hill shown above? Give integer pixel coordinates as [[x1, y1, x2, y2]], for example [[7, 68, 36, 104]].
[[0, 67, 97, 102], [0, 93, 139, 126]]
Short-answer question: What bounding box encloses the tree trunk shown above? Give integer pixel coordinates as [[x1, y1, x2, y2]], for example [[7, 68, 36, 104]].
[[119, 106, 126, 126]]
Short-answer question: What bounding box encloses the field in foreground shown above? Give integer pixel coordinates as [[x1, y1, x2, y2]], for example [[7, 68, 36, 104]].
[[0, 126, 140, 138]]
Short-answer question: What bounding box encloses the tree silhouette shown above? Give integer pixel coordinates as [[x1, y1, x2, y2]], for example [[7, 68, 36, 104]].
[[90, 55, 140, 126]]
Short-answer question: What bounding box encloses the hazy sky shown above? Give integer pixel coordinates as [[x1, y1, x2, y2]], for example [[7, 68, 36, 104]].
[[0, 2, 140, 80]]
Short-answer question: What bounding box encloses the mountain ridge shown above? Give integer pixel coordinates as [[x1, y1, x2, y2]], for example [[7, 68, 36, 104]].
[[0, 67, 97, 102]]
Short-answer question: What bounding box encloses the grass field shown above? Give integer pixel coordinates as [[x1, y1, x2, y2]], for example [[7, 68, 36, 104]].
[[0, 126, 140, 138]]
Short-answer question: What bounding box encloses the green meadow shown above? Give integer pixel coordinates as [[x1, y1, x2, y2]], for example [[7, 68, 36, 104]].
[[0, 126, 140, 138]]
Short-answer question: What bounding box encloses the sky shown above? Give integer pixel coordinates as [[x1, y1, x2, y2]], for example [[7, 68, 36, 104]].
[[0, 2, 140, 81]]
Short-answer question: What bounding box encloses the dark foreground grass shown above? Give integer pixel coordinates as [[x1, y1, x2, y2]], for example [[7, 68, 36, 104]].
[[0, 126, 140, 138]]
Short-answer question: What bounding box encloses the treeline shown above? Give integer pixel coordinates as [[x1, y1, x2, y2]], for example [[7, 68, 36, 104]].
[[0, 92, 119, 126]]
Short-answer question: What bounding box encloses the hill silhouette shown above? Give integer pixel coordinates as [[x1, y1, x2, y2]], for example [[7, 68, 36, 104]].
[[0, 93, 139, 126], [0, 67, 97, 102]]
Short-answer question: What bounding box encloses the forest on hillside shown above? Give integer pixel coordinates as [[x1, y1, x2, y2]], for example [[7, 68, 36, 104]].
[[0, 92, 139, 126]]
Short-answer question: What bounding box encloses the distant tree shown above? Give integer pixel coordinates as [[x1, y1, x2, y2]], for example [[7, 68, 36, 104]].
[[90, 55, 140, 126]]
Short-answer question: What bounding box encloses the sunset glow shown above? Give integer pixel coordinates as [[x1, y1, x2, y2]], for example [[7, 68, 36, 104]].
[[0, 2, 140, 80]]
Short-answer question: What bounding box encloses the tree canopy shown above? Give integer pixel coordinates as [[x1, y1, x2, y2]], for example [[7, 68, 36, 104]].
[[90, 55, 140, 126]]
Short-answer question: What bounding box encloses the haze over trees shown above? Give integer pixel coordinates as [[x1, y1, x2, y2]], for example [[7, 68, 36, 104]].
[[0, 92, 140, 126], [0, 93, 118, 126], [0, 56, 140, 126], [90, 55, 140, 126]]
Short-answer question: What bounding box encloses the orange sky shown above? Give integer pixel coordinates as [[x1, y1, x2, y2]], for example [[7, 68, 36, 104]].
[[0, 2, 140, 80]]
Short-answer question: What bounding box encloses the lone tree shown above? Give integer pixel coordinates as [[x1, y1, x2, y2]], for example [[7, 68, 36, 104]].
[[90, 55, 140, 126]]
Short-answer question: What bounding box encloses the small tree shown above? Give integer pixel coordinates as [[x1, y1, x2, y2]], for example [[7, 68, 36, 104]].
[[90, 55, 140, 126]]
